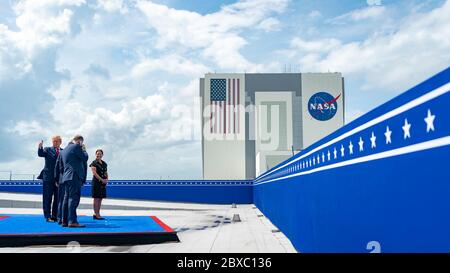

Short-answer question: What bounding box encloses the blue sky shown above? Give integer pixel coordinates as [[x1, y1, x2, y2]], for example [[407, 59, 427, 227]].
[[0, 0, 449, 179]]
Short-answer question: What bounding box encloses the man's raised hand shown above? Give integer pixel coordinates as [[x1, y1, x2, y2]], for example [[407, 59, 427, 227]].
[[38, 140, 43, 149]]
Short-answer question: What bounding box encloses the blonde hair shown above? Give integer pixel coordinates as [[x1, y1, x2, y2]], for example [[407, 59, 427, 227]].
[[52, 135, 62, 142]]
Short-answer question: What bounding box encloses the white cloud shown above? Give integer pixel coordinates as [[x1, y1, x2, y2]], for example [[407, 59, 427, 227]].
[[0, 0, 86, 81], [136, 0, 289, 71], [8, 120, 44, 136], [256, 17, 281, 32], [308, 10, 322, 19], [131, 54, 209, 78], [0, 25, 33, 81], [12, 0, 85, 56], [291, 37, 341, 53], [329, 5, 386, 26], [367, 0, 382, 6], [290, 0, 450, 91], [96, 0, 128, 13]]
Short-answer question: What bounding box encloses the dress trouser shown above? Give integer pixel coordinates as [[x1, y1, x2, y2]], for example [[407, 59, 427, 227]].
[[43, 179, 58, 219], [56, 182, 66, 222], [62, 176, 82, 224]]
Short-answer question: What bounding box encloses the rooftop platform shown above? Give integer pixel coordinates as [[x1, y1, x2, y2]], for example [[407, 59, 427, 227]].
[[0, 192, 296, 253], [0, 214, 178, 247]]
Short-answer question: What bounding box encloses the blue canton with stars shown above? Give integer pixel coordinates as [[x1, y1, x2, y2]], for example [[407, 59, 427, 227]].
[[210, 79, 227, 101]]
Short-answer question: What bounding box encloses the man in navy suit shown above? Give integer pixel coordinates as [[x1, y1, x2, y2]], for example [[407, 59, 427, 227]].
[[37, 136, 63, 222], [60, 135, 89, 228], [54, 153, 65, 225]]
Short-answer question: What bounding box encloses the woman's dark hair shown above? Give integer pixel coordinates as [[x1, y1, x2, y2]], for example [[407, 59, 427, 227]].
[[95, 149, 104, 155]]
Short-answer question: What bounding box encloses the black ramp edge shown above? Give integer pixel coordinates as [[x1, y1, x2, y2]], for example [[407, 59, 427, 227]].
[[0, 232, 180, 247]]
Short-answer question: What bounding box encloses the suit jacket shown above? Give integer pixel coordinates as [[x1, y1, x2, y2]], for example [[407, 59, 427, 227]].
[[61, 142, 89, 184], [37, 147, 63, 182], [54, 154, 64, 185]]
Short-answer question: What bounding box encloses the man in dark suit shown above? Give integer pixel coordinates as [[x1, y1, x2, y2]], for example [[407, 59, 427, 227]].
[[61, 135, 89, 228], [54, 153, 65, 225], [37, 136, 63, 222]]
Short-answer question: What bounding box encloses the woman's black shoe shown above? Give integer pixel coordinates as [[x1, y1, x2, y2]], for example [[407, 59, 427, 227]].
[[93, 215, 105, 220]]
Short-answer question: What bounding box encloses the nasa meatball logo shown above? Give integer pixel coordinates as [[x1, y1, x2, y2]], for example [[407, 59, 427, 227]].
[[308, 92, 341, 121]]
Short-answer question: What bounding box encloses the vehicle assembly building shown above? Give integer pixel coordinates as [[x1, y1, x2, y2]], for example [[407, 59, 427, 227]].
[[200, 72, 345, 180]]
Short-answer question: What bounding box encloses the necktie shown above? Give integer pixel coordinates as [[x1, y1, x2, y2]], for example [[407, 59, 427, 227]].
[[56, 148, 59, 157]]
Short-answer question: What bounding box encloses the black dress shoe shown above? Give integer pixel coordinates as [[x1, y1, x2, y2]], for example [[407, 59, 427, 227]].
[[93, 215, 105, 220], [62, 223, 68, 227], [46, 218, 56, 222], [68, 223, 85, 228]]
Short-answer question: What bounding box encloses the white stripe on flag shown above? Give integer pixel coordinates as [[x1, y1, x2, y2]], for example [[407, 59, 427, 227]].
[[237, 78, 240, 134], [228, 79, 231, 134], [223, 99, 226, 134]]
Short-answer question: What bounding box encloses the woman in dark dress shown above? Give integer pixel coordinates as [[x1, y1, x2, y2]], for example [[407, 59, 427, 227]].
[[90, 149, 108, 220]]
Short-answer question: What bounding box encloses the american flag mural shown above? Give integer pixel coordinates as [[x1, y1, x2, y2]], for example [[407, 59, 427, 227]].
[[210, 78, 241, 134]]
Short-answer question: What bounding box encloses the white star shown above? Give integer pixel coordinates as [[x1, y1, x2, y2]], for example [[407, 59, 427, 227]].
[[370, 132, 377, 148], [322, 153, 325, 162], [333, 148, 338, 159], [340, 145, 345, 157], [327, 151, 331, 161], [313, 157, 316, 165], [402, 119, 411, 139], [317, 154, 320, 164], [424, 109, 435, 133], [349, 141, 354, 155], [358, 137, 364, 152], [309, 159, 312, 167], [385, 126, 392, 144]]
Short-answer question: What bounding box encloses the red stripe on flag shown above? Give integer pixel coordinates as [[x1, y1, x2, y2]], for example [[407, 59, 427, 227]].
[[214, 101, 217, 133], [234, 79, 236, 134], [222, 101, 225, 134], [224, 95, 227, 134]]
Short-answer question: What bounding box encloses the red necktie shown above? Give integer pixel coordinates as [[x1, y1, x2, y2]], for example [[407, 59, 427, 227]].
[[56, 148, 60, 157]]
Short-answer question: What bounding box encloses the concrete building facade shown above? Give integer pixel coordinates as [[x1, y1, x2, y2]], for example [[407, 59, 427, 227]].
[[200, 73, 345, 180]]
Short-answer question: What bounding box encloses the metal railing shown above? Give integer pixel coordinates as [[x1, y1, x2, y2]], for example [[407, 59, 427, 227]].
[[0, 171, 13, 181]]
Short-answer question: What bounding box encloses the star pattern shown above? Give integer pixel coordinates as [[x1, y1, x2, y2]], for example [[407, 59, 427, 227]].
[[371, 132, 377, 148], [278, 108, 440, 177], [384, 126, 392, 144], [358, 137, 364, 152], [425, 109, 435, 133], [402, 119, 411, 139]]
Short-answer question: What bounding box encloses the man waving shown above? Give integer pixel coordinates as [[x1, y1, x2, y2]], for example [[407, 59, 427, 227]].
[[37, 136, 63, 222]]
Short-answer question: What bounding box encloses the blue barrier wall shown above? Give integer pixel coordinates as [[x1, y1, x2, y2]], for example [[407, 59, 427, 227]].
[[0, 180, 253, 204], [254, 67, 450, 253]]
